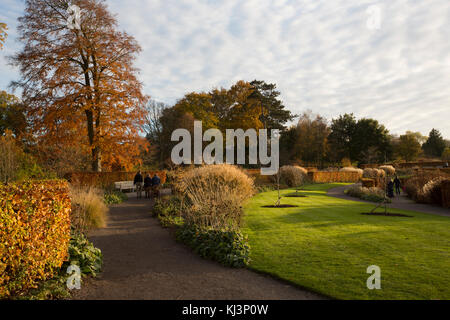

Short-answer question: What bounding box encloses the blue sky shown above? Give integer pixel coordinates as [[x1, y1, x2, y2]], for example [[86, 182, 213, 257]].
[[1, 0, 449, 138]]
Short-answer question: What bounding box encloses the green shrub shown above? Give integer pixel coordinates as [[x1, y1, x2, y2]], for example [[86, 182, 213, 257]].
[[158, 215, 184, 228], [152, 196, 182, 217], [63, 232, 103, 277], [104, 190, 128, 205], [176, 224, 251, 268]]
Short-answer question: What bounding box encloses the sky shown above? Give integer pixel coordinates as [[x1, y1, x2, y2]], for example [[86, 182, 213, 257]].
[[1, 0, 449, 138]]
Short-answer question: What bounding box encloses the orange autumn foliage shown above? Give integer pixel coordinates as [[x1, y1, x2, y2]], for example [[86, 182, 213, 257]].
[[11, 0, 148, 172], [0, 180, 72, 298]]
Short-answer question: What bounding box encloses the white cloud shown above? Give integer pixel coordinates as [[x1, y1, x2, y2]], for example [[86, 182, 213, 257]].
[[1, 0, 449, 137]]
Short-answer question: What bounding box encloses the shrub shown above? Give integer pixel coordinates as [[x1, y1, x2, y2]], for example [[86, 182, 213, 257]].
[[279, 165, 307, 187], [345, 185, 388, 203], [419, 177, 448, 205], [361, 178, 376, 188], [175, 164, 254, 230], [340, 167, 364, 175], [104, 190, 128, 205], [404, 172, 450, 203], [379, 165, 396, 176], [70, 186, 108, 233], [0, 180, 71, 298], [176, 224, 250, 267], [63, 232, 102, 277], [152, 196, 182, 218]]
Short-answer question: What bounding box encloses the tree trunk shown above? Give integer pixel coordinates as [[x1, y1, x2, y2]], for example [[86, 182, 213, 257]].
[[85, 109, 102, 172]]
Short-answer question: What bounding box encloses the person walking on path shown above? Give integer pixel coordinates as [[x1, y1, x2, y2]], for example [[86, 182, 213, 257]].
[[387, 179, 395, 199], [394, 175, 401, 196], [151, 173, 161, 198], [134, 171, 144, 199], [144, 173, 153, 199]]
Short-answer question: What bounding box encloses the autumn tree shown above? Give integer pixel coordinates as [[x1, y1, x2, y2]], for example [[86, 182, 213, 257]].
[[0, 91, 27, 137], [292, 111, 330, 166], [11, 0, 148, 172], [0, 23, 7, 49], [396, 132, 422, 162]]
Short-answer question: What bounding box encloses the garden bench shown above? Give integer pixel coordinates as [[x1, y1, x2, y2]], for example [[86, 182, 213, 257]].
[[114, 181, 136, 193]]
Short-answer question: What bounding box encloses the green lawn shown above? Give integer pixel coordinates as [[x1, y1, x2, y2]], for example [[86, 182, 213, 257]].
[[242, 183, 450, 300]]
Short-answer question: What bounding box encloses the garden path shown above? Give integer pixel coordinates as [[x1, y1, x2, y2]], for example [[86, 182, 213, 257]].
[[72, 194, 324, 300], [328, 185, 450, 217]]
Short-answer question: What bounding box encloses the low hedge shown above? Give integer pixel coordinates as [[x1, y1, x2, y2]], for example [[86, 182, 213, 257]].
[[0, 180, 72, 298], [307, 171, 361, 183], [65, 171, 167, 189]]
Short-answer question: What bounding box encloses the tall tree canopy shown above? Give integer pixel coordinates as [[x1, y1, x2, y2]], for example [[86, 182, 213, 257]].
[[328, 113, 391, 163], [328, 113, 357, 162], [422, 128, 446, 158], [11, 0, 148, 172], [248, 80, 294, 130], [0, 91, 27, 137], [396, 132, 422, 162], [292, 111, 329, 165]]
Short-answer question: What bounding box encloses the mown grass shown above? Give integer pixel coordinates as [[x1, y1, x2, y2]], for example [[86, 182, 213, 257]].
[[242, 183, 450, 300]]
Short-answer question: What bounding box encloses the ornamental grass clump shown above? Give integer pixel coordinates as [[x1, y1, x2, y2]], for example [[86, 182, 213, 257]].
[[379, 165, 396, 176], [70, 186, 108, 233], [176, 164, 254, 231]]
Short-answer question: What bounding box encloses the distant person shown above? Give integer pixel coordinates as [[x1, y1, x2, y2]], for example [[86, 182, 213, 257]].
[[445, 162, 449, 168], [144, 173, 153, 199], [134, 170, 144, 199], [387, 179, 395, 199], [393, 175, 401, 196], [151, 173, 161, 198]]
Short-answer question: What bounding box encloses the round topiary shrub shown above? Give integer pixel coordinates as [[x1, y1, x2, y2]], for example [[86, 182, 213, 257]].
[[279, 165, 307, 187]]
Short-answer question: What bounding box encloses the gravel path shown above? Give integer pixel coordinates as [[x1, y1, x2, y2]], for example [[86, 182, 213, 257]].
[[72, 195, 324, 300], [328, 185, 450, 217]]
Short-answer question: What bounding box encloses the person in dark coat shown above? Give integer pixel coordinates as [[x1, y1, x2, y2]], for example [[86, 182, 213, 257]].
[[387, 179, 395, 199], [133, 170, 144, 199], [144, 173, 153, 199], [393, 175, 401, 196], [151, 174, 161, 198]]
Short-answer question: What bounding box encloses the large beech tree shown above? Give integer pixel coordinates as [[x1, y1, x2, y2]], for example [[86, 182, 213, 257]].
[[11, 0, 148, 171]]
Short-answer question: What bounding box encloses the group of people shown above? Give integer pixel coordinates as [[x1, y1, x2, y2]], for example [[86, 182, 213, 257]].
[[386, 175, 402, 199], [133, 171, 161, 199]]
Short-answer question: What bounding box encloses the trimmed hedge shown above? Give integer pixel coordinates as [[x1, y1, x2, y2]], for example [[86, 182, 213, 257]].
[[0, 180, 72, 298], [307, 171, 361, 183], [65, 171, 167, 189]]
